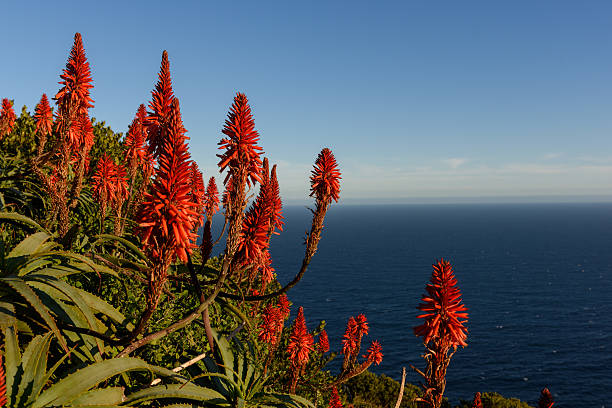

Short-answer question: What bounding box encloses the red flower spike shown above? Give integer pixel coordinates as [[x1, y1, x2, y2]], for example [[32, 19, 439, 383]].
[[364, 340, 383, 365], [328, 387, 343, 408], [189, 161, 206, 228], [92, 154, 117, 218], [259, 304, 282, 345], [112, 162, 129, 207], [310, 148, 341, 203], [538, 388, 554, 408], [319, 329, 330, 353], [269, 164, 284, 232], [142, 148, 156, 179], [72, 113, 94, 153], [137, 98, 199, 264], [34, 94, 53, 136], [217, 93, 263, 187], [0, 354, 6, 407], [237, 198, 271, 266], [55, 33, 94, 117], [0, 99, 16, 137], [342, 317, 358, 357], [414, 259, 469, 347], [278, 294, 291, 320], [256, 158, 283, 237], [147, 50, 175, 158], [287, 306, 314, 369], [355, 314, 369, 338], [257, 249, 275, 285], [136, 103, 148, 125], [125, 105, 148, 165], [205, 177, 219, 219], [471, 392, 482, 408]]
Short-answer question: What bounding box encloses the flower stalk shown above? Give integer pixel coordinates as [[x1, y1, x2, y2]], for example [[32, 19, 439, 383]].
[[413, 259, 468, 408]]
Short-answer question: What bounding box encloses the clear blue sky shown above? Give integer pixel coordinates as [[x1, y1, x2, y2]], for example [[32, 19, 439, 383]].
[[2, 1, 611, 203]]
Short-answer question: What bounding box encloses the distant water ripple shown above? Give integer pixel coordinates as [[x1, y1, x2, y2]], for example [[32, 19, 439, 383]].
[[212, 203, 612, 407]]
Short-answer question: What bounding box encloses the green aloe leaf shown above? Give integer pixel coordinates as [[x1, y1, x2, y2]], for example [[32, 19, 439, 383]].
[[92, 234, 148, 263], [123, 383, 226, 405], [8, 232, 51, 254], [2, 326, 20, 401], [2, 277, 67, 351], [29, 274, 105, 356], [71, 286, 133, 329], [13, 332, 52, 406], [264, 393, 316, 408], [0, 212, 50, 233], [34, 357, 180, 407], [69, 387, 125, 405], [0, 301, 17, 330]]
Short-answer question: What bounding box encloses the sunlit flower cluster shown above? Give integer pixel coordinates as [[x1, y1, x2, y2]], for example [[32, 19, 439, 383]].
[[147, 51, 175, 159], [0, 99, 16, 137], [137, 98, 200, 264], [218, 92, 263, 187], [310, 147, 341, 204], [414, 259, 468, 347], [328, 387, 343, 408], [92, 154, 127, 219]]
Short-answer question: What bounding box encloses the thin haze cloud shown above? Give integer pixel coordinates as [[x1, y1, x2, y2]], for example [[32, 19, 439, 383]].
[[442, 158, 468, 169], [542, 152, 563, 160]]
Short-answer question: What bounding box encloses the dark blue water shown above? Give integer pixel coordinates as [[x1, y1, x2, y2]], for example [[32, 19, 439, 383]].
[[214, 203, 612, 407]]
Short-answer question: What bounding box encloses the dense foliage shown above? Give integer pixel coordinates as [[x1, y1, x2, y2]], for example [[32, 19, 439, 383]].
[[0, 33, 547, 407]]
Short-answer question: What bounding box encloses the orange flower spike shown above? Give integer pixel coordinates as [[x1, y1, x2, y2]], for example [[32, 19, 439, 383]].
[[414, 259, 468, 347], [34, 94, 53, 136], [125, 105, 148, 164], [538, 388, 554, 408], [75, 114, 95, 153], [92, 154, 117, 217], [471, 392, 482, 408], [278, 294, 291, 320], [342, 317, 358, 356], [136, 103, 148, 125], [0, 354, 6, 407], [204, 177, 219, 218], [310, 148, 341, 203], [258, 249, 275, 285], [147, 51, 175, 158], [188, 161, 206, 227], [237, 200, 271, 266], [137, 98, 199, 263], [287, 306, 314, 368], [217, 92, 263, 187], [319, 329, 330, 353], [355, 313, 369, 338], [259, 304, 281, 345], [55, 33, 94, 117], [364, 340, 383, 365], [112, 162, 129, 206], [328, 387, 343, 408], [269, 164, 284, 232], [0, 99, 16, 137]]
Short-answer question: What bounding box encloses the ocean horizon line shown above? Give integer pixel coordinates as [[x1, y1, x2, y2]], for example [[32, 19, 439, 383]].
[[281, 194, 612, 206]]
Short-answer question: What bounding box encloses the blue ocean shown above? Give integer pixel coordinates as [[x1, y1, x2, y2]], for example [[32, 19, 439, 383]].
[[215, 202, 612, 407]]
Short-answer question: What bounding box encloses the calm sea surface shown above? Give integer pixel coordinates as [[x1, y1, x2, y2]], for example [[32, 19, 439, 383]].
[[213, 203, 612, 407]]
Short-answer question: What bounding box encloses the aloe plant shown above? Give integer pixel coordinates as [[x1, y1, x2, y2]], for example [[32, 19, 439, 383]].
[[0, 218, 133, 361], [0, 326, 228, 407], [192, 330, 314, 408]]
